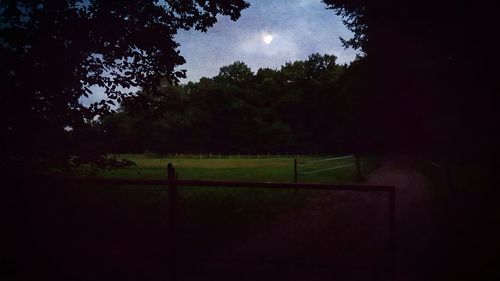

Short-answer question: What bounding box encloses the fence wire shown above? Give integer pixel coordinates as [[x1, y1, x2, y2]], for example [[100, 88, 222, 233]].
[[295, 155, 359, 183]]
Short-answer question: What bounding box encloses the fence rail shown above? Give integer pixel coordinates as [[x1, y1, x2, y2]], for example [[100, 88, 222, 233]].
[[73, 177, 394, 192]]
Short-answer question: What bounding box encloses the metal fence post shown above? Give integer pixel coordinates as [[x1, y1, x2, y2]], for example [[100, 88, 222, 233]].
[[167, 163, 177, 280], [355, 155, 362, 182], [388, 187, 396, 280]]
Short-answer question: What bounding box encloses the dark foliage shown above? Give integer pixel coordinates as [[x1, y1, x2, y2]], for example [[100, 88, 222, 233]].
[[0, 0, 249, 170], [323, 1, 499, 280], [323, 0, 496, 157], [98, 54, 357, 154]]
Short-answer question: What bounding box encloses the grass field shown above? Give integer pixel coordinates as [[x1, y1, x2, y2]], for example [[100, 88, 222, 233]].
[[79, 154, 377, 183], [73, 154, 379, 224], [72, 154, 380, 251], [72, 153, 379, 238]]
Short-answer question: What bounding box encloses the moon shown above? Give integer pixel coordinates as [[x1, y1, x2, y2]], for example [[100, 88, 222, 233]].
[[263, 34, 273, 44]]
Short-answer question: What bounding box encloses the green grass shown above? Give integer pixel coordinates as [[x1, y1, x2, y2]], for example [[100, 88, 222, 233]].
[[68, 154, 382, 261], [79, 154, 375, 184], [74, 154, 379, 241]]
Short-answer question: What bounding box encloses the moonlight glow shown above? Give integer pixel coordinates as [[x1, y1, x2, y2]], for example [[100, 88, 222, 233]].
[[263, 34, 273, 44]]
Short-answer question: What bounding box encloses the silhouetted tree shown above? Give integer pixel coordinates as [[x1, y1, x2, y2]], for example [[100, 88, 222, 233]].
[[100, 54, 351, 154], [215, 61, 254, 83], [323, 1, 496, 157], [0, 0, 249, 170], [323, 2, 498, 280]]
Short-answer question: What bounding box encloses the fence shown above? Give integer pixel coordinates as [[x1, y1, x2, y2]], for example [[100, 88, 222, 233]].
[[159, 153, 292, 159], [294, 155, 363, 183], [73, 163, 396, 280], [126, 152, 347, 159]]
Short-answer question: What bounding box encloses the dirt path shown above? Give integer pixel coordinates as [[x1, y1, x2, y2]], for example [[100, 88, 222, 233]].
[[177, 157, 438, 280], [367, 158, 437, 281]]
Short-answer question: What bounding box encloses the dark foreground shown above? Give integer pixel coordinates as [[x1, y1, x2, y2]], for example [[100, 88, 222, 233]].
[[2, 161, 499, 281]]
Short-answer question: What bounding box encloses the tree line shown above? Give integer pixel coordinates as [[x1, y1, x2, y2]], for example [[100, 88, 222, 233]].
[[91, 53, 364, 155]]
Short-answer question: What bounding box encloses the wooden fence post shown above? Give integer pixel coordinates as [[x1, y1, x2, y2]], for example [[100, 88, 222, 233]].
[[167, 163, 178, 280], [294, 158, 298, 183]]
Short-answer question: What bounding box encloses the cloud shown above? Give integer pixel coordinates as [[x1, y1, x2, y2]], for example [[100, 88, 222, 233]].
[[238, 31, 300, 58], [175, 0, 359, 82], [79, 84, 138, 108], [296, 0, 323, 8]]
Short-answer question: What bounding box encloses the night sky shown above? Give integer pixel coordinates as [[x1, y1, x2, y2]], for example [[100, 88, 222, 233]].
[[175, 0, 357, 82], [81, 0, 356, 105]]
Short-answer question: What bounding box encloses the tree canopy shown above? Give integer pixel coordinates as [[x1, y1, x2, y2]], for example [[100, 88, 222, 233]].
[[0, 0, 249, 169], [98, 54, 357, 154], [322, 1, 496, 156]]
